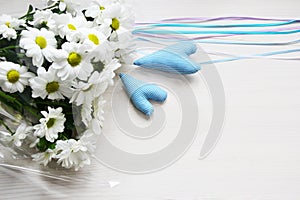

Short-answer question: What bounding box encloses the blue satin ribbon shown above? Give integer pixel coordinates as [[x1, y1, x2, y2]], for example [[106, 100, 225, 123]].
[[136, 36, 300, 46], [133, 29, 300, 35], [193, 39, 300, 46], [200, 48, 300, 65], [134, 42, 300, 65], [136, 20, 298, 29], [133, 17, 300, 66]]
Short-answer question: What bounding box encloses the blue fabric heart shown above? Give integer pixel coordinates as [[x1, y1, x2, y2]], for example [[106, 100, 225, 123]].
[[119, 73, 168, 116], [134, 42, 201, 74]]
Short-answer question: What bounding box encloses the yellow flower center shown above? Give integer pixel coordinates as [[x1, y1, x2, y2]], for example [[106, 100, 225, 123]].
[[111, 18, 120, 31], [68, 24, 76, 30], [100, 6, 105, 10], [46, 81, 60, 93], [35, 36, 47, 49], [7, 70, 20, 83], [46, 118, 56, 128], [88, 34, 100, 45], [67, 52, 82, 67], [5, 22, 10, 28]]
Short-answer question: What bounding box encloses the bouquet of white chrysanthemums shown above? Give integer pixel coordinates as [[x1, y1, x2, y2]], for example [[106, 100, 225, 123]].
[[0, 0, 134, 170]]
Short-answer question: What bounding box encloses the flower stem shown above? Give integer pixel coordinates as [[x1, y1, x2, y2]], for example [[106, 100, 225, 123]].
[[34, 101, 70, 108], [41, 3, 59, 11], [0, 90, 23, 109], [0, 90, 41, 119], [19, 3, 59, 20], [0, 118, 14, 134], [0, 46, 20, 51], [23, 105, 41, 119]]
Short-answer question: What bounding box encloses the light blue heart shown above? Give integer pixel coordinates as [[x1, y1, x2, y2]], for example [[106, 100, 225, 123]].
[[119, 73, 168, 116], [134, 41, 201, 74]]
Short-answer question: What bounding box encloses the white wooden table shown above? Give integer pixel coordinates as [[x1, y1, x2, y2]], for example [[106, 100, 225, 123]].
[[0, 0, 300, 199]]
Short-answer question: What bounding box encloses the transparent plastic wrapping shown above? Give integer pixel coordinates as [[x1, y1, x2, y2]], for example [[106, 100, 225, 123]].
[[0, 0, 135, 198], [0, 38, 217, 199], [0, 1, 225, 199]]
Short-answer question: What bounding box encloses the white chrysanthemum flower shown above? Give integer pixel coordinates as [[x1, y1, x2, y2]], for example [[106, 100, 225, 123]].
[[53, 13, 90, 42], [0, 14, 25, 29], [48, 0, 80, 15], [80, 120, 101, 150], [0, 25, 17, 40], [80, 27, 108, 48], [55, 139, 91, 171], [79, 27, 114, 63], [85, 0, 113, 24], [0, 62, 34, 93], [0, 123, 33, 147], [34, 107, 66, 143], [78, 97, 105, 133], [29, 67, 72, 100], [0, 15, 25, 40], [51, 42, 93, 80], [100, 58, 121, 85], [93, 96, 106, 126], [32, 148, 57, 166], [81, 103, 92, 126], [31, 10, 56, 30], [20, 28, 57, 67], [111, 30, 134, 64], [71, 60, 119, 125], [102, 3, 134, 33], [70, 71, 106, 106], [80, 97, 106, 127], [0, 14, 25, 40], [30, 137, 40, 148]]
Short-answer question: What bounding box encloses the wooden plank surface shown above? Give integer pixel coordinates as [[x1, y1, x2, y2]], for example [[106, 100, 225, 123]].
[[0, 0, 300, 199]]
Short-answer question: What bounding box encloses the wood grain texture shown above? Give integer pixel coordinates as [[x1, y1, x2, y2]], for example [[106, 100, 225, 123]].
[[0, 0, 300, 199]]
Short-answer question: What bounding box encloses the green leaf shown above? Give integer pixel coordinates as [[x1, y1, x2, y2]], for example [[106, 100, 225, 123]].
[[49, 143, 56, 150], [58, 133, 70, 140], [36, 137, 56, 152], [0, 90, 23, 114], [27, 5, 34, 14], [19, 4, 35, 22], [1, 50, 18, 63], [36, 137, 49, 151], [0, 89, 41, 121], [0, 39, 11, 48]]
